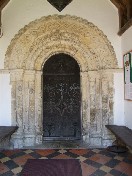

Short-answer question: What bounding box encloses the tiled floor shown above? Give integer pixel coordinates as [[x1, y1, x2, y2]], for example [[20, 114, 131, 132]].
[[0, 148, 132, 176]]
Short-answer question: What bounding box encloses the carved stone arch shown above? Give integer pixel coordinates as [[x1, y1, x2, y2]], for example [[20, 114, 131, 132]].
[[4, 15, 118, 148], [5, 15, 118, 70], [31, 43, 89, 72], [37, 49, 87, 72]]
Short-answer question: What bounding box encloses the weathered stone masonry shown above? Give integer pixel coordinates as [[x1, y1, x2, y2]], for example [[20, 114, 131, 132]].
[[4, 15, 119, 148]]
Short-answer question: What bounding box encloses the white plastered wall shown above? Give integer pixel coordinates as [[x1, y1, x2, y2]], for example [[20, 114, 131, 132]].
[[122, 26, 132, 129], [114, 72, 124, 125], [0, 0, 124, 126], [0, 74, 11, 125]]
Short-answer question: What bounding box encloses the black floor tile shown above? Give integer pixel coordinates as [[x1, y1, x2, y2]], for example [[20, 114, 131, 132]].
[[4, 160, 19, 170], [0, 153, 6, 159], [10, 152, 26, 159], [1, 171, 14, 176], [29, 152, 42, 159], [64, 151, 79, 158], [84, 159, 102, 168], [99, 150, 116, 158], [123, 158, 132, 164], [46, 151, 61, 159], [105, 159, 120, 168], [92, 169, 107, 176], [83, 151, 96, 158], [110, 169, 123, 176]]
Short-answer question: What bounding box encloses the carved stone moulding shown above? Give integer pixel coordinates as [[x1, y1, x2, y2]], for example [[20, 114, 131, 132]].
[[5, 15, 118, 71]]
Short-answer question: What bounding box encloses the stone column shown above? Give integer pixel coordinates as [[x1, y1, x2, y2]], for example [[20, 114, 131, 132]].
[[23, 70, 36, 146], [35, 71, 43, 144], [101, 71, 115, 146], [10, 69, 24, 148], [89, 71, 102, 146], [80, 71, 90, 143]]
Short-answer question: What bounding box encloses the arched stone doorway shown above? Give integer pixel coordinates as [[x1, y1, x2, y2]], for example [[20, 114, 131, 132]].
[[4, 15, 118, 148], [43, 53, 81, 140]]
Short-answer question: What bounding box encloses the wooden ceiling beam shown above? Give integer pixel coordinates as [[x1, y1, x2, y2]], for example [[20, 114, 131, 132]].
[[110, 0, 126, 10], [118, 0, 132, 35], [0, 0, 10, 37], [119, 7, 125, 29], [127, 0, 132, 20], [118, 18, 132, 35], [0, 10, 1, 37], [0, 0, 10, 10], [110, 0, 132, 35]]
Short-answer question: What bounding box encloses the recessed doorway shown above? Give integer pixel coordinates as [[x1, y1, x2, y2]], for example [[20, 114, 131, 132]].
[[43, 53, 81, 140]]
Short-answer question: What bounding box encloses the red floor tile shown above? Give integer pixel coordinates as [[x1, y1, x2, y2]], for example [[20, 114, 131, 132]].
[[124, 165, 132, 176], [13, 154, 34, 166], [89, 153, 111, 164], [3, 149, 21, 156], [81, 162, 97, 176], [35, 149, 55, 156], [0, 163, 9, 174], [114, 161, 130, 172], [69, 149, 89, 156]]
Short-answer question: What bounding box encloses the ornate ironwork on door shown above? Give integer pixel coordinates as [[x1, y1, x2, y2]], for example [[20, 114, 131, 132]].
[[43, 53, 81, 140]]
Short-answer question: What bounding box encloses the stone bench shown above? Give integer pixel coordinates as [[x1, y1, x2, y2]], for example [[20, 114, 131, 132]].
[[0, 126, 18, 149], [106, 125, 132, 152]]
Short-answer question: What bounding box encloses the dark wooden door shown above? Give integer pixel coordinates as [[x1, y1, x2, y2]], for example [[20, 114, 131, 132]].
[[43, 54, 81, 140]]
